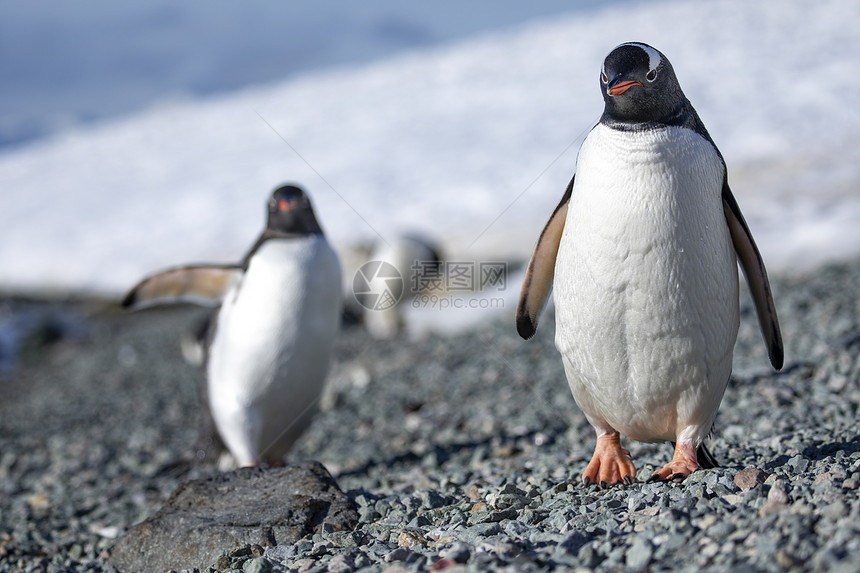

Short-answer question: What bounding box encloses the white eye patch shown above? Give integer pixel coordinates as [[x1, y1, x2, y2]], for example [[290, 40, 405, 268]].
[[621, 42, 662, 75]]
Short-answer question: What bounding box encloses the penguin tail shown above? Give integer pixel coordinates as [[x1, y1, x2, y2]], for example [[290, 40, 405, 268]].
[[697, 442, 719, 469]]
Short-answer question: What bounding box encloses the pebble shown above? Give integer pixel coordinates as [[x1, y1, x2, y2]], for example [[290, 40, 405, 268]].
[[243, 557, 273, 573], [625, 536, 653, 570], [734, 467, 767, 490], [440, 542, 472, 563], [385, 547, 413, 563]]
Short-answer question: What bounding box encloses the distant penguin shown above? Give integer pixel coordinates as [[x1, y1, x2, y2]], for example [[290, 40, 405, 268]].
[[517, 43, 783, 486], [359, 234, 441, 339], [123, 184, 342, 467]]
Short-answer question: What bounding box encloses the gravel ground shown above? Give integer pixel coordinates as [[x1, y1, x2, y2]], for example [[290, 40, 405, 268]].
[[1, 259, 860, 572]]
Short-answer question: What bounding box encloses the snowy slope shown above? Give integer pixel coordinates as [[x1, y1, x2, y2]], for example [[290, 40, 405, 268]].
[[1, 0, 858, 297], [0, 0, 597, 149]]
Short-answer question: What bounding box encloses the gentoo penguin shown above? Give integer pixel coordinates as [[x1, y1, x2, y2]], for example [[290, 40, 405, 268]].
[[123, 184, 342, 467], [517, 43, 783, 486], [360, 234, 442, 339]]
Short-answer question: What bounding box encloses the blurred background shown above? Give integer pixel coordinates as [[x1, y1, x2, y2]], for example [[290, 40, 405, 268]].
[[0, 0, 858, 299]]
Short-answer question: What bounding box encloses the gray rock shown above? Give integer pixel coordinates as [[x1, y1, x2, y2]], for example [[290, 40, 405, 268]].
[[707, 520, 736, 541], [384, 546, 413, 562], [326, 553, 355, 573], [243, 557, 273, 573], [458, 522, 502, 543], [626, 536, 653, 571], [264, 544, 296, 561], [406, 514, 432, 529], [108, 462, 358, 573], [416, 489, 449, 509], [787, 455, 810, 475], [440, 541, 472, 563], [503, 519, 533, 539], [768, 481, 790, 504]]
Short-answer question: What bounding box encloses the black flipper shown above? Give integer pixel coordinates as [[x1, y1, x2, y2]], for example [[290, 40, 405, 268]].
[[516, 175, 574, 339], [722, 178, 784, 370]]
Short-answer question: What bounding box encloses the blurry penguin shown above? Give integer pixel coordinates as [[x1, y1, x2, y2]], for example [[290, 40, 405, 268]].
[[123, 184, 342, 467], [517, 43, 783, 486], [357, 234, 442, 339]]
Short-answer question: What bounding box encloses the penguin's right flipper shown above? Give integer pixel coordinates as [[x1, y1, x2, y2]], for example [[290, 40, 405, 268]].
[[122, 265, 243, 310], [516, 175, 574, 339]]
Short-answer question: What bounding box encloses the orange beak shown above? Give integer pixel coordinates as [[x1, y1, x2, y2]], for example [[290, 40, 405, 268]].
[[607, 80, 642, 97]]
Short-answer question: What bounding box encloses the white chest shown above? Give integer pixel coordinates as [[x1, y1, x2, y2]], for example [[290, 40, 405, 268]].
[[207, 236, 342, 408], [553, 124, 739, 442], [564, 124, 727, 263]]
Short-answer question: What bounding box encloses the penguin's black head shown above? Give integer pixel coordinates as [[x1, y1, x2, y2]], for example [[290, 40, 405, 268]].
[[600, 43, 689, 126], [266, 184, 323, 235]]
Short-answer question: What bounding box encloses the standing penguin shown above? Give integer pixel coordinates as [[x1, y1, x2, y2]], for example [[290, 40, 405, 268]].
[[360, 234, 442, 340], [517, 43, 783, 487], [123, 184, 342, 467]]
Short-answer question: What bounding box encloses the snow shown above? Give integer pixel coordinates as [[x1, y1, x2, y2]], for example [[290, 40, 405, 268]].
[[1, 0, 859, 303], [0, 0, 596, 149]]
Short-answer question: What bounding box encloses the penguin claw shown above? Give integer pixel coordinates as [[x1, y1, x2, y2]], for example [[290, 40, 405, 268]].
[[649, 442, 700, 482], [580, 432, 638, 488]]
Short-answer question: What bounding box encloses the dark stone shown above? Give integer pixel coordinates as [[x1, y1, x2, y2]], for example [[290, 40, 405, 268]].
[[108, 462, 358, 573]]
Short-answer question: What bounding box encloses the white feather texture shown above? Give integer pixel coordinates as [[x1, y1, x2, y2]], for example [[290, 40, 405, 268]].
[[206, 235, 342, 466], [554, 123, 738, 447]]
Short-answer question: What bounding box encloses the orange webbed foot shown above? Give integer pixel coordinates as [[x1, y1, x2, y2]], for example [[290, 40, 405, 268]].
[[648, 441, 699, 482], [582, 432, 637, 488]]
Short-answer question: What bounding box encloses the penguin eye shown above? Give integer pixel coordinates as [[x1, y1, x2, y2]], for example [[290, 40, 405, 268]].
[[600, 71, 608, 84], [646, 69, 658, 82]]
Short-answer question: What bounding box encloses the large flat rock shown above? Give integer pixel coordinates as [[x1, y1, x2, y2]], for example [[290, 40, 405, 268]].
[[108, 461, 358, 573]]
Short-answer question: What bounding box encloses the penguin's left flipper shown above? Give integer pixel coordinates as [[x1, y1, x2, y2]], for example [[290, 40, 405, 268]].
[[722, 181, 784, 370], [516, 175, 574, 339], [122, 265, 243, 310]]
